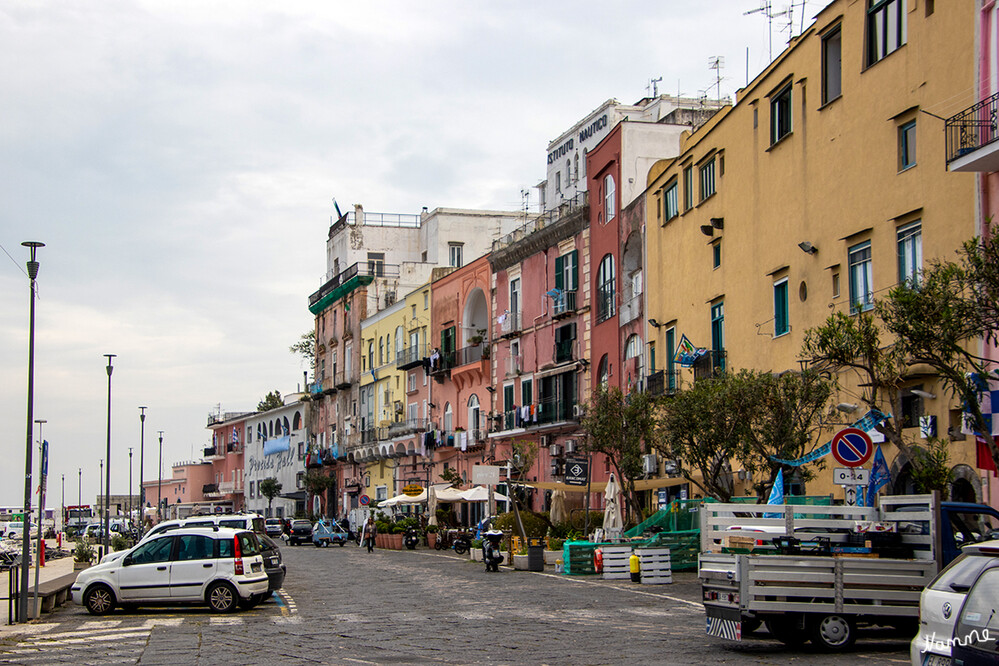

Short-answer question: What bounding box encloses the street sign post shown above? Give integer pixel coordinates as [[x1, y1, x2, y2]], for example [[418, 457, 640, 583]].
[[833, 467, 870, 485], [359, 495, 370, 506], [831, 428, 874, 468], [564, 458, 589, 486]]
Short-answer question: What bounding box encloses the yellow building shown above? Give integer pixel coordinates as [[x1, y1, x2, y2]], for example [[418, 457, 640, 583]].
[[645, 0, 984, 501], [358, 282, 432, 503]]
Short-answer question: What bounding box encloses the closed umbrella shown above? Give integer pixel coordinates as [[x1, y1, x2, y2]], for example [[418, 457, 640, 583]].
[[603, 473, 624, 533], [549, 489, 567, 525], [428, 484, 438, 527]]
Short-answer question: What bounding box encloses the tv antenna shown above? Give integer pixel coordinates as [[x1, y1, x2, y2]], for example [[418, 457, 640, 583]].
[[520, 189, 531, 213], [647, 76, 663, 98], [708, 56, 725, 104], [745, 1, 792, 62]]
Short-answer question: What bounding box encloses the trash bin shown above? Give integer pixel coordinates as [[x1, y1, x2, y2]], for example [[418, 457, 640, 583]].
[[527, 545, 544, 572]]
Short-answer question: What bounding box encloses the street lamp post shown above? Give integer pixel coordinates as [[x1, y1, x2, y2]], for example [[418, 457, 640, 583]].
[[33, 419, 47, 618], [157, 431, 164, 521], [138, 406, 147, 533], [103, 354, 115, 553], [128, 447, 133, 528], [19, 240, 44, 623], [61, 474, 65, 534], [77, 468, 81, 526]]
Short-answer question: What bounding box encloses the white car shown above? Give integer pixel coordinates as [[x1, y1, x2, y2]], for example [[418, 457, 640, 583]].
[[4, 521, 39, 540], [102, 513, 265, 564], [910, 539, 999, 665], [72, 527, 269, 615]]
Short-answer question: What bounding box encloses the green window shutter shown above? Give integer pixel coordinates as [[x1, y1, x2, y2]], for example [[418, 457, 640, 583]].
[[569, 250, 578, 291], [554, 255, 564, 291], [504, 385, 515, 410]]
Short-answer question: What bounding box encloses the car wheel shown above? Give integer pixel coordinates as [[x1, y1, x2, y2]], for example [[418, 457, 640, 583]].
[[207, 582, 238, 613], [84, 584, 116, 616], [120, 603, 139, 613], [765, 616, 808, 647], [808, 614, 856, 651], [337, 541, 345, 547], [238, 594, 261, 610], [314, 541, 322, 548]]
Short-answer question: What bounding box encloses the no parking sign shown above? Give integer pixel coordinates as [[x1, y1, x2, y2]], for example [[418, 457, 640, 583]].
[[831, 428, 873, 468]]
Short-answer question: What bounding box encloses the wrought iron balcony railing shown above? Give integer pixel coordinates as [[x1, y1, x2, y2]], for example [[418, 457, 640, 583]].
[[946, 91, 999, 164]]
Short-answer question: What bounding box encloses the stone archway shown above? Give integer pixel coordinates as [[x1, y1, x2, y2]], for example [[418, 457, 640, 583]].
[[950, 464, 982, 503]]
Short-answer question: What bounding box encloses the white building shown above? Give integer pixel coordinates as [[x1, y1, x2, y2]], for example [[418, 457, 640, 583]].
[[243, 395, 310, 519]]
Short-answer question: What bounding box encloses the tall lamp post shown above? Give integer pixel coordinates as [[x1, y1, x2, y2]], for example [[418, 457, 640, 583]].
[[103, 354, 115, 552], [19, 240, 44, 623], [77, 468, 81, 526], [61, 474, 65, 534], [157, 431, 164, 521], [33, 419, 47, 619], [128, 447, 133, 527], [138, 406, 147, 532]]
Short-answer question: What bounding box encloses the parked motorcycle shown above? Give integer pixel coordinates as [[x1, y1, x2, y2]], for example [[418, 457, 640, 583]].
[[404, 526, 420, 550], [452, 531, 472, 555]]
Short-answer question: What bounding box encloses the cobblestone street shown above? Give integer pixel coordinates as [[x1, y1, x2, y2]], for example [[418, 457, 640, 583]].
[[0, 543, 917, 664]]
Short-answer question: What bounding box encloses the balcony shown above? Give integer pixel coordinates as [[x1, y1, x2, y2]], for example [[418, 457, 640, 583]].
[[202, 484, 221, 498], [204, 447, 223, 461], [506, 355, 522, 377], [946, 91, 999, 172], [454, 344, 487, 367], [554, 340, 574, 363], [646, 370, 680, 397], [620, 293, 642, 325], [226, 442, 243, 454], [307, 380, 325, 396], [498, 310, 522, 338], [538, 397, 580, 424], [596, 291, 615, 323], [396, 343, 427, 370], [219, 480, 244, 494], [361, 427, 379, 445], [334, 369, 353, 389], [309, 261, 401, 315], [429, 350, 455, 377], [693, 350, 727, 380], [387, 418, 427, 438], [552, 290, 577, 319]]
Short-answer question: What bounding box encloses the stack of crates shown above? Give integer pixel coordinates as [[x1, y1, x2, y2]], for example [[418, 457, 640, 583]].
[[636, 547, 672, 585], [562, 541, 597, 575], [601, 545, 632, 580]]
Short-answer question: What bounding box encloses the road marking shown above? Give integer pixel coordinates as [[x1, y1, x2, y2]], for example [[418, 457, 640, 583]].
[[275, 589, 297, 617], [526, 570, 703, 609], [79, 619, 122, 630], [209, 616, 243, 626]]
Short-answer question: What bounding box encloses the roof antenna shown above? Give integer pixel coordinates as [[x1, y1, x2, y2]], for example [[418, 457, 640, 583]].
[[708, 57, 725, 105], [647, 76, 663, 98], [745, 1, 790, 63]]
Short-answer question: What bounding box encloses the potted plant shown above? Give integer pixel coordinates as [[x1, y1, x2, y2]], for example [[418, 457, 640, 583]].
[[73, 539, 95, 571], [470, 538, 484, 562], [389, 523, 406, 549], [512, 545, 530, 570], [545, 538, 565, 565], [425, 524, 438, 549]]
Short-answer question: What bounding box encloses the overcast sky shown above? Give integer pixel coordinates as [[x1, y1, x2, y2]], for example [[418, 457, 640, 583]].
[[0, 1, 822, 509]]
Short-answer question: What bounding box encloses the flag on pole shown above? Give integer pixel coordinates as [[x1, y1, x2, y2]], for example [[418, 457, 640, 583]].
[[673, 334, 708, 367], [764, 469, 784, 518], [865, 445, 891, 508]]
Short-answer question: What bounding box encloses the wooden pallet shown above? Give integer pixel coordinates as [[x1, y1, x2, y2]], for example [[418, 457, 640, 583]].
[[602, 545, 632, 580], [637, 547, 672, 585]]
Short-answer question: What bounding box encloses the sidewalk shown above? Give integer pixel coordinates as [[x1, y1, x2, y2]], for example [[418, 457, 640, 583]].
[[1, 539, 78, 629]]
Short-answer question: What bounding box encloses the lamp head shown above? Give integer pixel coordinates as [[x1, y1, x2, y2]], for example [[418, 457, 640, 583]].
[[798, 241, 818, 255]]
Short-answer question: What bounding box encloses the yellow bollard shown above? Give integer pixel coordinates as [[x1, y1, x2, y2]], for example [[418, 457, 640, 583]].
[[629, 552, 641, 583]]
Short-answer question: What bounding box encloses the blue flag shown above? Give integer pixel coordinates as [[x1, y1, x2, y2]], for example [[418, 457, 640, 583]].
[[865, 445, 890, 508], [764, 469, 784, 518]]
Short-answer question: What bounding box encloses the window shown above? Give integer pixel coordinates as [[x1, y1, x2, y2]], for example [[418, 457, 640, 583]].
[[683, 165, 694, 210], [822, 26, 842, 104], [663, 181, 679, 222], [711, 302, 725, 353], [899, 120, 916, 170], [604, 174, 616, 222], [597, 254, 616, 322], [504, 384, 515, 413], [129, 537, 175, 565], [510, 278, 521, 317], [573, 153, 579, 182], [177, 535, 214, 561], [897, 221, 922, 286], [408, 371, 416, 392], [712, 241, 721, 269], [848, 241, 874, 313], [771, 83, 792, 144], [597, 354, 610, 387], [699, 158, 716, 202], [443, 403, 453, 432], [367, 342, 374, 372], [467, 394, 480, 434], [395, 326, 404, 362], [555, 170, 561, 193], [296, 472, 304, 490], [378, 337, 384, 366], [448, 243, 463, 268], [367, 252, 385, 277], [832, 272, 841, 298], [521, 378, 532, 406], [248, 480, 254, 498], [774, 279, 790, 337], [554, 251, 578, 292], [867, 0, 906, 66], [665, 327, 677, 392]]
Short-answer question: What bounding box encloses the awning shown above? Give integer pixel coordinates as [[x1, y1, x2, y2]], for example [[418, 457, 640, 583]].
[[279, 491, 307, 501]]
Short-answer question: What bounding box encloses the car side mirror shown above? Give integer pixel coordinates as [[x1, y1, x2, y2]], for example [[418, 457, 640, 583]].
[[123, 555, 132, 566]]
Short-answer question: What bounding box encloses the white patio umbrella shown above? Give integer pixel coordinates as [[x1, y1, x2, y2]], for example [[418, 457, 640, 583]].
[[428, 484, 438, 526], [459, 485, 511, 502], [602, 473, 624, 533], [549, 488, 567, 525]]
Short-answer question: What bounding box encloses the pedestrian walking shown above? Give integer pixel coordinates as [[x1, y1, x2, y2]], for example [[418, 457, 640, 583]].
[[363, 518, 377, 553]]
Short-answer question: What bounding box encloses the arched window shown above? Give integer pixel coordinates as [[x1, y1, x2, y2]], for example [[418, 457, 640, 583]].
[[444, 403, 453, 433], [379, 337, 385, 366], [282, 416, 290, 435], [597, 354, 610, 388], [395, 326, 404, 362], [367, 341, 374, 371], [597, 254, 616, 321], [624, 335, 644, 389], [574, 153, 579, 183], [604, 174, 616, 222], [467, 394, 480, 436], [293, 411, 302, 430]]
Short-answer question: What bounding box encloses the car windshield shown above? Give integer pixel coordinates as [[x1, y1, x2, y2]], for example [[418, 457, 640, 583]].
[[292, 521, 310, 528], [238, 532, 261, 556], [250, 517, 266, 533], [954, 567, 999, 652]]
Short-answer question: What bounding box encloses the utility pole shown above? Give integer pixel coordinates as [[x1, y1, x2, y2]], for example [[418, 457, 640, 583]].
[[157, 431, 164, 521], [139, 406, 147, 533]]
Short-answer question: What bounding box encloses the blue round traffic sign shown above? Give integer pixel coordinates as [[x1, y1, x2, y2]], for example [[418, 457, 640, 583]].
[[359, 495, 370, 506], [831, 428, 873, 468]]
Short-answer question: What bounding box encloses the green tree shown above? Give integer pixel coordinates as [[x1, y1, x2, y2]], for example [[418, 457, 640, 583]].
[[801, 310, 919, 465], [257, 390, 283, 412], [303, 470, 336, 516], [877, 240, 999, 471], [581, 385, 658, 523], [258, 478, 282, 514], [438, 467, 463, 487], [290, 330, 316, 372]]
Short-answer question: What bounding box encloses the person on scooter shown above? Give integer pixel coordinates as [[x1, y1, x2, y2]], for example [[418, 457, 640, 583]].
[[483, 530, 504, 572]]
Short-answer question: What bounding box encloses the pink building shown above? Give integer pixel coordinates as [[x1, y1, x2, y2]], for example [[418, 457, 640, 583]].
[[205, 413, 251, 512], [141, 460, 213, 521]]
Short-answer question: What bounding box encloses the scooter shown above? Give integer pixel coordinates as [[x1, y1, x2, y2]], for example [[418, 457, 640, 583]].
[[404, 526, 420, 550], [452, 531, 472, 555], [483, 530, 504, 572]]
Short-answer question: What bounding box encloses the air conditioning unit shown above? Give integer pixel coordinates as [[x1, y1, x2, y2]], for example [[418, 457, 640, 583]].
[[540, 435, 550, 448], [642, 453, 658, 475], [572, 405, 585, 418], [663, 459, 679, 476], [565, 439, 577, 454], [549, 443, 563, 457]]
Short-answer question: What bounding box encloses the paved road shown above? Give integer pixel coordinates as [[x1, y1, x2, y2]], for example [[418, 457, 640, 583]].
[[0, 544, 915, 664]]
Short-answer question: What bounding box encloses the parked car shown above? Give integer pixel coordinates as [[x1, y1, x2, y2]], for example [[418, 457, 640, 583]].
[[950, 552, 999, 665], [910, 539, 999, 665], [256, 533, 286, 592], [102, 513, 267, 565], [286, 520, 312, 546], [72, 527, 269, 615], [264, 518, 284, 538], [312, 519, 349, 547], [3, 522, 38, 540]]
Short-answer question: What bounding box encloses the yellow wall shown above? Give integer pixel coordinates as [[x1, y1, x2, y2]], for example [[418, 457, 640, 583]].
[[645, 1, 981, 500]]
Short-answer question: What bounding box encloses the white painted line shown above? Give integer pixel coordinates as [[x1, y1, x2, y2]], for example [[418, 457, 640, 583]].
[[79, 620, 122, 630], [209, 616, 243, 626], [527, 570, 703, 609]]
